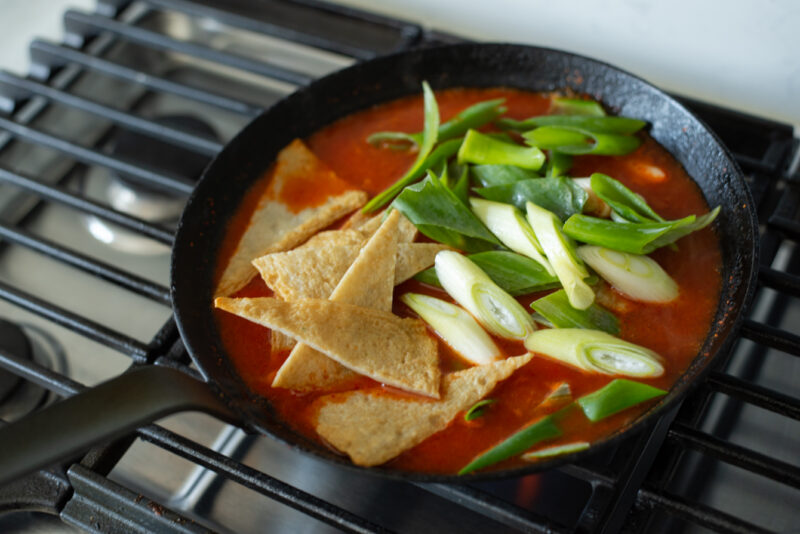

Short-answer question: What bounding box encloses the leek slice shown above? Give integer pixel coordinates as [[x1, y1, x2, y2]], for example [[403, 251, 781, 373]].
[[524, 328, 664, 377], [459, 404, 574, 474], [546, 150, 573, 177], [435, 251, 536, 340], [577, 245, 678, 303], [552, 97, 607, 117], [363, 82, 440, 212], [415, 250, 559, 296], [523, 126, 641, 156], [590, 173, 664, 223], [464, 399, 497, 421], [531, 289, 620, 334], [572, 177, 611, 218], [469, 198, 554, 275], [500, 116, 645, 134], [563, 207, 720, 255], [522, 441, 590, 460], [525, 202, 595, 310], [458, 129, 545, 170], [401, 293, 500, 365], [577, 379, 667, 422], [368, 98, 506, 148]]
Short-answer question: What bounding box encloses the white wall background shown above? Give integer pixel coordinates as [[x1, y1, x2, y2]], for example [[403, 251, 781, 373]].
[[0, 0, 798, 128]]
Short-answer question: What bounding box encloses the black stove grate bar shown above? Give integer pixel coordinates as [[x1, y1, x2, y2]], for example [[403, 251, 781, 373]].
[[0, 346, 82, 398], [758, 265, 800, 298], [706, 372, 800, 421], [0, 221, 170, 305], [0, 116, 195, 195], [0, 71, 223, 157], [29, 40, 263, 117], [419, 483, 569, 534], [132, 0, 420, 60], [64, 10, 312, 87], [135, 424, 392, 534], [0, 280, 150, 362], [767, 215, 800, 242], [668, 423, 800, 490], [636, 485, 771, 534], [0, 166, 175, 245], [738, 319, 800, 357]]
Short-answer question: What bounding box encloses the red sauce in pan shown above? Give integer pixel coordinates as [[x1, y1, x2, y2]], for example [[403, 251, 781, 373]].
[[214, 88, 721, 473]]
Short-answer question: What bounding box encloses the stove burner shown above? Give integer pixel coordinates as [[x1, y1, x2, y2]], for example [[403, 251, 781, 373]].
[[82, 115, 218, 254], [0, 319, 67, 424]]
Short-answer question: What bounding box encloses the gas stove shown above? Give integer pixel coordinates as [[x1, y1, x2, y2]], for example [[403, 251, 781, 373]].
[[0, 2, 798, 533]]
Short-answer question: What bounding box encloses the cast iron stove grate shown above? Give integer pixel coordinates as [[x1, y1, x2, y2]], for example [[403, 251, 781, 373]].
[[0, 1, 797, 532]]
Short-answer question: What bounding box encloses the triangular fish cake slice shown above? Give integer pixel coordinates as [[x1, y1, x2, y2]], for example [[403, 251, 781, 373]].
[[215, 139, 366, 297], [253, 242, 448, 302], [272, 211, 401, 390], [314, 354, 533, 467], [214, 297, 440, 398], [344, 210, 418, 243]]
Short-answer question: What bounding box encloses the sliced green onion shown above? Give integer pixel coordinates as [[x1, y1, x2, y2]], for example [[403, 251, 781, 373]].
[[368, 98, 507, 149], [471, 164, 540, 187], [464, 399, 497, 421], [522, 441, 590, 460], [469, 198, 554, 275], [546, 382, 573, 402], [392, 173, 502, 252], [590, 173, 664, 223], [500, 115, 646, 134], [531, 289, 620, 334], [577, 379, 667, 422], [526, 202, 595, 310], [459, 405, 572, 474], [475, 177, 587, 221], [552, 97, 607, 117], [524, 328, 664, 377], [572, 177, 611, 218], [562, 206, 720, 254], [401, 293, 500, 365], [435, 251, 536, 340], [415, 250, 560, 296], [546, 150, 574, 177], [458, 129, 545, 170], [524, 126, 641, 156], [577, 245, 678, 303], [363, 81, 440, 212]]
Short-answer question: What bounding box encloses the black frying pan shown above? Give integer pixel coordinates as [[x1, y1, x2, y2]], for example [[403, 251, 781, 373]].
[[0, 43, 757, 486]]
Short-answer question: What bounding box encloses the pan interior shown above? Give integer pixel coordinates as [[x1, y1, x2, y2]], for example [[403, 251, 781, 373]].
[[170, 43, 757, 481]]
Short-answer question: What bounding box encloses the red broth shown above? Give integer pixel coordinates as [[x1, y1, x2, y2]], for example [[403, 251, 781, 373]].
[[214, 88, 721, 474]]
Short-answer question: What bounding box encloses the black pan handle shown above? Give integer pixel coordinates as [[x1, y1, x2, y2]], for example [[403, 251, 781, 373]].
[[0, 366, 237, 487]]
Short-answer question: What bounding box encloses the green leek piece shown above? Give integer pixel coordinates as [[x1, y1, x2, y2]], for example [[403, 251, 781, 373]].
[[577, 379, 667, 422], [577, 245, 678, 303], [363, 82, 440, 212], [552, 97, 607, 116], [590, 173, 664, 223], [471, 164, 540, 187], [447, 161, 471, 206], [392, 173, 501, 252], [524, 328, 664, 377], [523, 126, 641, 156], [367, 98, 506, 148], [469, 198, 554, 275], [500, 115, 645, 134], [401, 293, 500, 365], [562, 206, 720, 255], [464, 399, 497, 421], [435, 251, 536, 340], [546, 150, 574, 177], [522, 441, 590, 460], [526, 202, 595, 310], [458, 129, 545, 170], [531, 289, 619, 334], [459, 405, 572, 474], [414, 250, 560, 296], [475, 177, 587, 222]]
